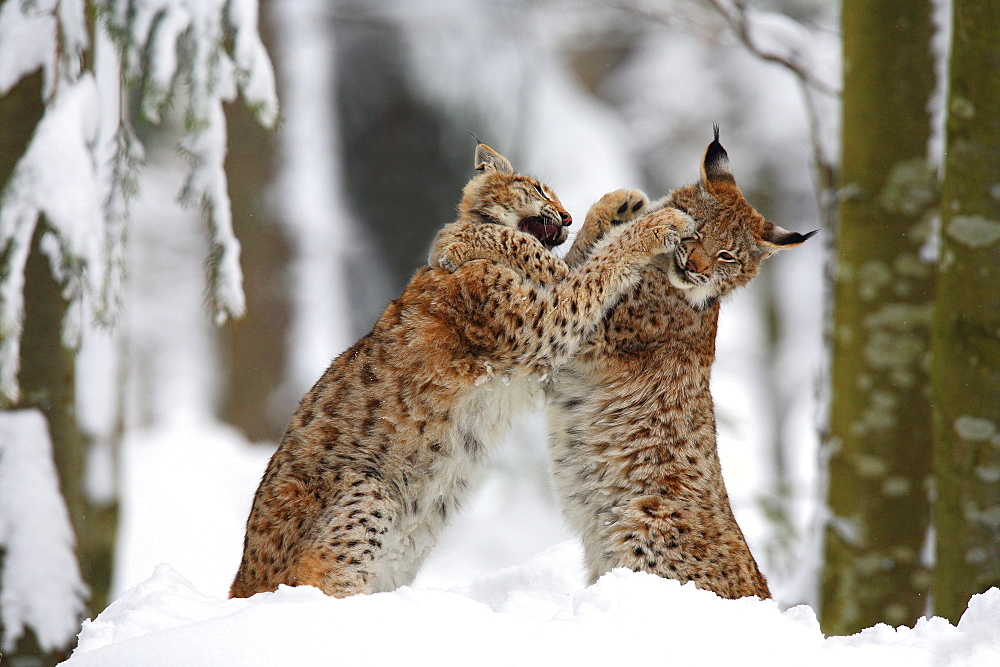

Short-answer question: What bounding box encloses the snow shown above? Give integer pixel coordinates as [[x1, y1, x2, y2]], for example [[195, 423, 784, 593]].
[[0, 409, 87, 653], [64, 547, 1000, 666], [107, 0, 280, 325], [0, 0, 56, 96], [228, 0, 279, 126], [928, 0, 953, 167]]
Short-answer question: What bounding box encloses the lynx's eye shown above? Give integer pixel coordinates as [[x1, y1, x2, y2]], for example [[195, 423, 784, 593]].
[[717, 250, 738, 263]]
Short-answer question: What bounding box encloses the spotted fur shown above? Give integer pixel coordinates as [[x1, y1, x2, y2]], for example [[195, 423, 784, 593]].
[[230, 144, 694, 599], [436, 128, 815, 600]]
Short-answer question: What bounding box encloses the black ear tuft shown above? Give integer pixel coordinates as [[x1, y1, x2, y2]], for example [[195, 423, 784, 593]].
[[761, 225, 818, 249], [702, 124, 734, 184]]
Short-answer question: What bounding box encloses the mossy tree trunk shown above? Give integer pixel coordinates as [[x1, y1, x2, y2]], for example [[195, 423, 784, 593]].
[[821, 0, 937, 635], [931, 0, 1000, 624]]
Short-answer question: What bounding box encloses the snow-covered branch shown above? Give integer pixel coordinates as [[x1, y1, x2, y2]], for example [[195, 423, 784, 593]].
[[0, 0, 279, 401], [0, 75, 104, 401]]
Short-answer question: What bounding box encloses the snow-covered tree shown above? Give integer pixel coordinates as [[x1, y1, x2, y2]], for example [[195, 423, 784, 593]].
[[0, 0, 277, 661]]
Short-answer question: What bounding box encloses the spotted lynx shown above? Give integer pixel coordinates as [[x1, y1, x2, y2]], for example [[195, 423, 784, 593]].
[[230, 144, 694, 598], [434, 128, 814, 599]]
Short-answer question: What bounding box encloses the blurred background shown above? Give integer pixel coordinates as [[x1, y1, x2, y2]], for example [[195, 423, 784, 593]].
[[3, 0, 998, 662]]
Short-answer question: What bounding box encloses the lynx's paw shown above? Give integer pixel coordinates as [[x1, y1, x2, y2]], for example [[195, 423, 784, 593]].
[[651, 208, 697, 252], [430, 244, 461, 272], [628, 207, 696, 254], [565, 189, 652, 267], [578, 189, 649, 246], [596, 189, 650, 228]]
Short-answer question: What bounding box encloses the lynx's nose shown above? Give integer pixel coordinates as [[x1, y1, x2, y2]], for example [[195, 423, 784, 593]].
[[685, 247, 710, 274]]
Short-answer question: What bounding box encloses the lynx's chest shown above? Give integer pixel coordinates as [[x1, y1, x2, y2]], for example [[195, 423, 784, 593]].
[[373, 373, 544, 586], [578, 263, 720, 365]]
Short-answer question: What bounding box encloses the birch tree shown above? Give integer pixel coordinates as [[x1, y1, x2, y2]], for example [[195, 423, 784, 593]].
[[931, 0, 1000, 624], [821, 0, 937, 635]]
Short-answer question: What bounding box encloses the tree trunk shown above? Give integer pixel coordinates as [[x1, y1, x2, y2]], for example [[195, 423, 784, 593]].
[[931, 0, 1000, 624], [821, 0, 937, 635], [219, 0, 294, 443]]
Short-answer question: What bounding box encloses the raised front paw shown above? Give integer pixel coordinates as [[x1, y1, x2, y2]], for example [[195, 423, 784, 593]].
[[601, 188, 650, 227], [654, 208, 697, 251], [430, 242, 463, 272]]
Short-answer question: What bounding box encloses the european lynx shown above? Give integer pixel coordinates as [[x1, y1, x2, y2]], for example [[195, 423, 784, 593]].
[[434, 128, 814, 599], [230, 144, 694, 598]]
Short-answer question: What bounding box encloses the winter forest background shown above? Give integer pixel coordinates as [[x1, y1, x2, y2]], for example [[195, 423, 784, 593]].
[[0, 0, 998, 664]]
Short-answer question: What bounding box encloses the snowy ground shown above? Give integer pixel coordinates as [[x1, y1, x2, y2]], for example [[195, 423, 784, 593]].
[[54, 405, 997, 666], [66, 543, 1000, 666]]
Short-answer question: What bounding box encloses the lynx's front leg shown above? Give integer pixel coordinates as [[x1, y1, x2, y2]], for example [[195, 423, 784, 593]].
[[439, 207, 695, 378], [564, 189, 649, 268], [513, 207, 695, 374], [430, 220, 570, 285]]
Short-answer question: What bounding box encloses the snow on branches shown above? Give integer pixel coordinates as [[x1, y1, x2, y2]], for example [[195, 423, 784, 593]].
[[0, 0, 279, 401]]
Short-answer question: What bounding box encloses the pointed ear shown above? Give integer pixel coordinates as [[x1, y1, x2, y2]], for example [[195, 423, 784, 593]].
[[474, 143, 514, 174], [700, 124, 735, 186], [760, 223, 817, 250]]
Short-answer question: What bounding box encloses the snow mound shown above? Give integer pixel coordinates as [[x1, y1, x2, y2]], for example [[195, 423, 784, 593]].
[[63, 543, 1000, 666]]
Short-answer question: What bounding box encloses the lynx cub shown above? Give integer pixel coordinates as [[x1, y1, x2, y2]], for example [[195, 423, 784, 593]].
[[230, 144, 694, 598], [434, 128, 814, 599]]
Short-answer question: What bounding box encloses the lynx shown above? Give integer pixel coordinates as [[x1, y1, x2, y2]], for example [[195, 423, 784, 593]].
[[434, 127, 814, 599], [230, 143, 694, 598]]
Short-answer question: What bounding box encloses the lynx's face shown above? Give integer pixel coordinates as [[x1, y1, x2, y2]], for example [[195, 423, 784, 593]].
[[459, 144, 572, 248], [660, 127, 815, 306]]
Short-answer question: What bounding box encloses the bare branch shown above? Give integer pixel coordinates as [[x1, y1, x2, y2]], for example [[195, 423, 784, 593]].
[[706, 0, 839, 96]]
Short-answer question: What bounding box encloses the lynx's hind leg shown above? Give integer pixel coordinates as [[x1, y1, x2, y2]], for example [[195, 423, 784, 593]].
[[565, 189, 649, 267], [305, 473, 401, 596], [596, 494, 770, 600]]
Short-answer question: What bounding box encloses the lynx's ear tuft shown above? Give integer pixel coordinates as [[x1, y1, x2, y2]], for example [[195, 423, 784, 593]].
[[760, 223, 817, 250], [474, 143, 514, 175], [701, 124, 735, 185]]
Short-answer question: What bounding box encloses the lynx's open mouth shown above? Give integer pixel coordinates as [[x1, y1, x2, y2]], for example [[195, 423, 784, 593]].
[[519, 216, 566, 247]]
